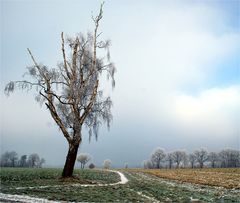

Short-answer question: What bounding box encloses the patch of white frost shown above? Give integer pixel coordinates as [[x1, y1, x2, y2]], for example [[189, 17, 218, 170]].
[[0, 193, 64, 203]]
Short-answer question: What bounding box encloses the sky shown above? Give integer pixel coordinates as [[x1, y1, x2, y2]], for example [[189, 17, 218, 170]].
[[0, 0, 239, 168]]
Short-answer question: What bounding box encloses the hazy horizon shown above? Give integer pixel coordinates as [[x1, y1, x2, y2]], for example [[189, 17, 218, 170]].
[[1, 0, 239, 168]]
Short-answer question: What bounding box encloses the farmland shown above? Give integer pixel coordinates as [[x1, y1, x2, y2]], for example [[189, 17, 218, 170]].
[[130, 168, 240, 189], [1, 168, 240, 202]]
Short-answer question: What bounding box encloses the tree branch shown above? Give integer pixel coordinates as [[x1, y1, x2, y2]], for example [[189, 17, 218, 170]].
[[46, 90, 74, 106], [80, 80, 99, 124], [61, 32, 71, 80], [27, 49, 48, 82]]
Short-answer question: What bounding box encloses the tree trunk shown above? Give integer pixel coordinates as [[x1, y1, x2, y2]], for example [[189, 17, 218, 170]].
[[62, 142, 80, 177]]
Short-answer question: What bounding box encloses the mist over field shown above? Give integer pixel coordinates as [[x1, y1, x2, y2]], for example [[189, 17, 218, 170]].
[[1, 0, 239, 168]]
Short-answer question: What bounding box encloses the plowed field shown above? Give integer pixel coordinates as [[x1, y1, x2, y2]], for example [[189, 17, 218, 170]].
[[131, 168, 240, 189]]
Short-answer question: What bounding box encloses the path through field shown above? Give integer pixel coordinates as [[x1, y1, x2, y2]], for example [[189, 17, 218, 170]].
[[1, 169, 239, 202], [0, 170, 131, 203]]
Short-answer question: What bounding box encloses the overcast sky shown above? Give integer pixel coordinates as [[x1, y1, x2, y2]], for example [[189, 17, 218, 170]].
[[1, 0, 239, 168]]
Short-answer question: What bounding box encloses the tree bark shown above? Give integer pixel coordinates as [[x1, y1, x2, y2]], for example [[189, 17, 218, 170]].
[[62, 141, 80, 177]]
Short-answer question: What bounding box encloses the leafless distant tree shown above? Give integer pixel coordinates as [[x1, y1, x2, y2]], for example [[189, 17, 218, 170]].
[[5, 4, 115, 177], [1, 151, 12, 167], [151, 147, 166, 169], [19, 155, 28, 167], [172, 150, 187, 168], [208, 152, 219, 168], [124, 163, 128, 169], [189, 153, 196, 168], [39, 158, 46, 168], [219, 149, 240, 168], [166, 152, 174, 169], [103, 159, 111, 169], [77, 153, 91, 169], [28, 153, 40, 168], [194, 148, 208, 168], [8, 151, 18, 167]]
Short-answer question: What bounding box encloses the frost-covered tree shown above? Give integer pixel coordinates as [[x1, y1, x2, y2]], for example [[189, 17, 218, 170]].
[[219, 149, 240, 168], [19, 155, 28, 167], [4, 4, 115, 177], [1, 151, 19, 167], [194, 148, 208, 168], [166, 152, 174, 169], [208, 152, 219, 168], [1, 151, 11, 167], [189, 153, 196, 168], [172, 150, 187, 168], [151, 147, 166, 169], [103, 159, 111, 169], [77, 153, 91, 169], [28, 153, 40, 168], [8, 151, 18, 167], [39, 158, 46, 168]]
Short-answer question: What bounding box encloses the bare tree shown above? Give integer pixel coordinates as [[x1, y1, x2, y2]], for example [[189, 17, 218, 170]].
[[219, 149, 240, 168], [189, 153, 196, 168], [151, 147, 166, 169], [8, 151, 18, 167], [19, 155, 28, 167], [103, 159, 111, 169], [28, 153, 40, 168], [77, 153, 91, 169], [172, 150, 187, 168], [194, 148, 208, 168], [124, 163, 128, 169], [1, 151, 11, 167], [166, 152, 174, 169], [5, 4, 115, 177], [208, 152, 219, 168], [39, 158, 46, 168]]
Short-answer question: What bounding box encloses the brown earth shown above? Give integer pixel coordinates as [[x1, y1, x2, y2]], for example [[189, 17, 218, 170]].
[[128, 168, 240, 189]]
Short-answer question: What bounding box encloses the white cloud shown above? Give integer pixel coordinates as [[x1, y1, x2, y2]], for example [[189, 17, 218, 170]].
[[111, 1, 240, 121], [171, 86, 240, 137]]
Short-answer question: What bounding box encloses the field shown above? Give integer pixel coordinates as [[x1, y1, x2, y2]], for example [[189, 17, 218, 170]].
[[130, 168, 240, 189], [1, 168, 240, 202]]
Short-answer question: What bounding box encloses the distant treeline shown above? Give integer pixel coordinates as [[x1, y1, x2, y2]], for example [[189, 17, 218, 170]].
[[143, 148, 240, 169], [0, 151, 45, 168]]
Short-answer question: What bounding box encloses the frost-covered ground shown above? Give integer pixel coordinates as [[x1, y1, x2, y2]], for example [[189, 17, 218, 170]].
[[123, 170, 240, 202], [1, 168, 239, 202], [0, 170, 129, 203]]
